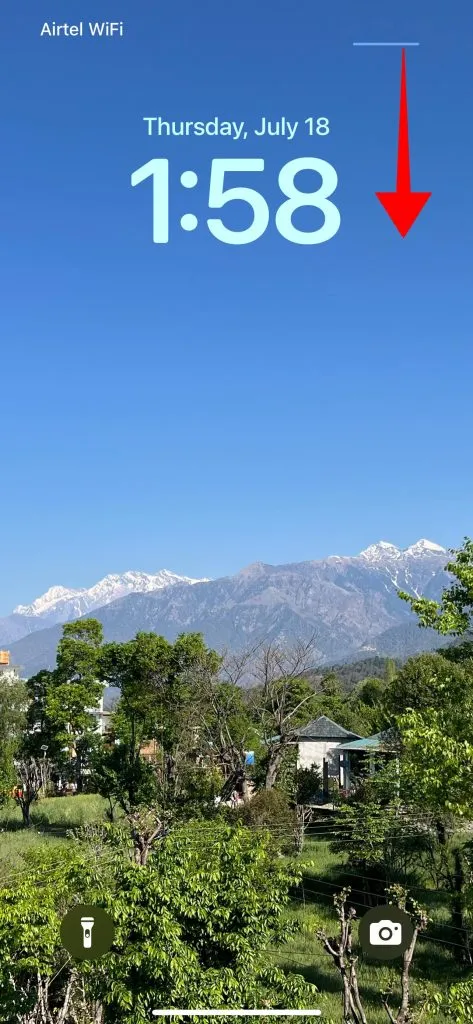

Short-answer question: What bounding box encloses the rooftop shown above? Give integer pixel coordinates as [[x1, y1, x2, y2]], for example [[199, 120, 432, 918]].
[[336, 730, 397, 752], [296, 715, 362, 741]]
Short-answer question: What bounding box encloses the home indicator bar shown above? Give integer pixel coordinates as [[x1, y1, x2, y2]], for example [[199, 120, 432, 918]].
[[151, 1012, 322, 1017]]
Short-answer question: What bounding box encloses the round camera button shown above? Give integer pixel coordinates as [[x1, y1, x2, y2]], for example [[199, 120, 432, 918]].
[[359, 905, 414, 961]]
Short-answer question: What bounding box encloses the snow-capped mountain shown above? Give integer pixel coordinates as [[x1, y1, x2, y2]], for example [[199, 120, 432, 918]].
[[338, 539, 447, 596], [3, 540, 451, 677], [14, 570, 208, 623], [0, 570, 208, 647], [359, 539, 445, 561]]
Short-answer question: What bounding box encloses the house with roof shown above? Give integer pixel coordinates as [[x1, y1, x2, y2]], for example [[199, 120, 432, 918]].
[[335, 729, 398, 793], [295, 716, 362, 797]]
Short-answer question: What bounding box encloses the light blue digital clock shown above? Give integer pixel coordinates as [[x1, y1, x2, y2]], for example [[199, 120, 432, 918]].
[[131, 158, 340, 245]]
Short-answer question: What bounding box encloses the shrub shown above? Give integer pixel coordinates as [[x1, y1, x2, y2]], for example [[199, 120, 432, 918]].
[[236, 788, 297, 851]]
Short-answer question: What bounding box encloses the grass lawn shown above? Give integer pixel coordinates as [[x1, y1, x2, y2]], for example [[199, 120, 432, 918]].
[[0, 793, 109, 831], [274, 838, 465, 1022], [0, 794, 109, 880], [0, 829, 66, 879]]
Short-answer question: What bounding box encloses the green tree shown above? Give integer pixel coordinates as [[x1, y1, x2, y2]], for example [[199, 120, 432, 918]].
[[96, 631, 221, 814], [200, 680, 262, 800], [0, 674, 27, 800], [51, 619, 104, 757], [318, 671, 343, 697], [385, 657, 397, 684], [25, 621, 104, 786], [399, 537, 473, 634], [384, 653, 473, 820], [398, 708, 473, 818], [383, 651, 473, 721], [0, 823, 317, 1023], [387, 652, 473, 960], [24, 669, 56, 756], [92, 822, 318, 1020], [345, 676, 388, 735], [236, 788, 297, 852], [330, 787, 426, 882]]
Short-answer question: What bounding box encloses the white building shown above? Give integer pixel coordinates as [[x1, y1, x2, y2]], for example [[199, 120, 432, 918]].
[[295, 715, 361, 796], [89, 685, 119, 735]]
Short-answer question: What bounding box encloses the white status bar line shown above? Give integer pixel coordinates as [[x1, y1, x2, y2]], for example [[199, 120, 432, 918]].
[[353, 41, 420, 46], [151, 1012, 322, 1018]]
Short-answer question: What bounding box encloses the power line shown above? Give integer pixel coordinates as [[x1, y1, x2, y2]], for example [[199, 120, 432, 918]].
[[1, 818, 470, 953], [0, 857, 466, 956], [287, 888, 467, 952], [0, 818, 454, 886]]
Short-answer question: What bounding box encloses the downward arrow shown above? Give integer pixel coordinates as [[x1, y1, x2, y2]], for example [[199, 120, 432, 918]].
[[376, 48, 431, 237]]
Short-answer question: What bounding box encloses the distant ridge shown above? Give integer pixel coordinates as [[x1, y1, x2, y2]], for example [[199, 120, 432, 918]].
[[0, 570, 208, 647], [2, 540, 450, 677]]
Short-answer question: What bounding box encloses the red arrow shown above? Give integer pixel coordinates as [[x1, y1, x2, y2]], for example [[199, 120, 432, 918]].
[[376, 48, 431, 236]]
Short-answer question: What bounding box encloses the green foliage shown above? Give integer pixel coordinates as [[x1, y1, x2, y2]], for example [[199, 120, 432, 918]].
[[441, 638, 473, 666], [398, 707, 473, 817], [92, 739, 163, 814], [45, 679, 101, 750], [291, 671, 389, 738], [102, 631, 219, 751], [384, 658, 397, 684], [100, 823, 316, 1020], [318, 672, 342, 697], [429, 978, 473, 1021], [329, 796, 426, 877], [96, 631, 222, 814], [209, 682, 259, 751], [399, 537, 473, 634], [53, 619, 104, 745], [344, 676, 388, 735], [329, 758, 433, 879], [265, 744, 297, 798], [385, 653, 473, 818], [202, 680, 263, 789], [56, 618, 104, 677], [310, 689, 347, 727], [356, 676, 387, 708], [294, 765, 322, 804], [268, 676, 319, 728], [171, 763, 224, 819], [0, 823, 317, 1022], [383, 651, 472, 721], [24, 669, 56, 756], [236, 789, 297, 852], [25, 620, 104, 772], [310, 656, 400, 692], [0, 842, 104, 1020], [0, 675, 27, 800]]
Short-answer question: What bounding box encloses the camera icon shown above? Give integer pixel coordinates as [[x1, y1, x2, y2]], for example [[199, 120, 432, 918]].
[[369, 919, 403, 946]]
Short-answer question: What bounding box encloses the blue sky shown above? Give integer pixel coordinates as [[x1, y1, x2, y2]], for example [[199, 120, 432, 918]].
[[0, 0, 471, 613]]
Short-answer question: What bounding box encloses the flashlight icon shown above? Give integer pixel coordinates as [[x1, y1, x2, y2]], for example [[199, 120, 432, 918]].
[[61, 905, 114, 959], [80, 916, 95, 949]]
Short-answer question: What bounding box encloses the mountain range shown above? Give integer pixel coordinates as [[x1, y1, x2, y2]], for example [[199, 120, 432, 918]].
[[0, 570, 207, 646], [2, 540, 451, 678]]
